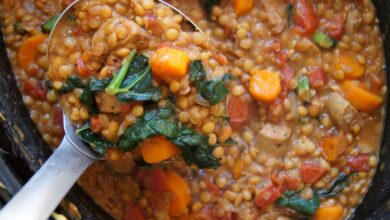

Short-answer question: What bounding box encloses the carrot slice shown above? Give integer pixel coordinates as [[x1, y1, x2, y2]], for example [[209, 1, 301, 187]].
[[335, 55, 364, 79], [232, 159, 244, 179], [321, 134, 348, 161], [17, 34, 48, 71], [232, 0, 254, 17], [143, 167, 172, 193], [341, 80, 382, 112], [165, 170, 191, 217], [140, 136, 180, 164], [150, 47, 189, 81], [314, 205, 343, 220], [249, 70, 281, 103]]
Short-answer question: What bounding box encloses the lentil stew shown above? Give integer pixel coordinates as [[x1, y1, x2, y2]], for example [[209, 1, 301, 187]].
[[0, 0, 386, 220]]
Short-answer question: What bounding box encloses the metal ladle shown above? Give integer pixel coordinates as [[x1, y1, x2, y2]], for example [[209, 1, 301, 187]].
[[0, 1, 202, 219]]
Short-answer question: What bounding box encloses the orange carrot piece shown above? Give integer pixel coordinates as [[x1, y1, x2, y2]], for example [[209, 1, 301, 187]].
[[335, 55, 364, 79], [140, 136, 180, 164], [232, 0, 254, 17], [17, 34, 48, 71], [314, 205, 343, 220], [150, 47, 189, 81], [232, 159, 244, 179], [165, 170, 191, 217], [249, 70, 281, 103], [341, 80, 383, 112], [321, 135, 348, 161]]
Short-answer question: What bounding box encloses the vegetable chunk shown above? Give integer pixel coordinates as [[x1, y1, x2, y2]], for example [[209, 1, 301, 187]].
[[165, 170, 191, 217], [249, 70, 281, 102], [150, 47, 189, 81], [341, 81, 382, 112], [314, 205, 343, 220], [232, 0, 254, 17], [140, 136, 180, 163], [18, 34, 48, 71]]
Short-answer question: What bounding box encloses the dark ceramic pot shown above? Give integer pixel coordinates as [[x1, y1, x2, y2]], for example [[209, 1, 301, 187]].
[[0, 1, 390, 219]]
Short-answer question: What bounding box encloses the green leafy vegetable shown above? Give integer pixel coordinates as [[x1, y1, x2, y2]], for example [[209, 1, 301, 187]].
[[287, 4, 294, 27], [80, 86, 98, 114], [14, 21, 27, 34], [58, 75, 84, 94], [89, 77, 112, 92], [198, 74, 232, 105], [41, 14, 60, 33], [318, 173, 349, 198], [190, 60, 206, 86], [105, 52, 161, 102], [297, 76, 311, 101], [202, 0, 221, 18], [313, 31, 336, 49], [118, 108, 178, 151], [170, 128, 220, 169], [189, 60, 232, 105], [277, 190, 320, 215], [105, 50, 137, 96], [76, 122, 112, 154], [118, 107, 220, 169]]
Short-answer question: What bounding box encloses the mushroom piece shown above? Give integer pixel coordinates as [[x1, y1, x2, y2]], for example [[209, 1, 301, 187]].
[[258, 123, 292, 145], [95, 92, 122, 113], [325, 92, 359, 129]]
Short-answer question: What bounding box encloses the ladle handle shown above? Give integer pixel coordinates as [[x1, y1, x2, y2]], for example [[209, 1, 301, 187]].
[[0, 137, 94, 220]]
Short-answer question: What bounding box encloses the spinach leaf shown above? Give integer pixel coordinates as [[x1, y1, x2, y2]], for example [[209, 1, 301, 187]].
[[202, 0, 221, 18], [277, 190, 320, 216], [287, 4, 294, 27], [89, 77, 112, 92], [116, 88, 161, 102], [118, 108, 178, 151], [169, 128, 220, 169], [58, 75, 84, 94], [190, 60, 206, 86], [318, 173, 349, 198], [80, 86, 98, 114], [14, 21, 27, 34], [76, 122, 112, 154], [198, 74, 232, 105]]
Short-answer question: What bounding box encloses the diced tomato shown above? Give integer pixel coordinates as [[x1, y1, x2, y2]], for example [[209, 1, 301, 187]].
[[26, 63, 41, 77], [227, 96, 250, 130], [52, 105, 63, 127], [271, 173, 301, 192], [90, 115, 102, 133], [308, 67, 326, 88], [276, 49, 289, 68], [323, 13, 345, 40], [143, 168, 171, 193], [73, 27, 83, 36], [280, 64, 294, 98], [368, 72, 383, 91], [144, 14, 163, 36], [347, 154, 370, 172], [255, 184, 281, 209], [300, 163, 327, 184], [124, 203, 145, 220], [293, 0, 319, 36], [210, 46, 228, 65], [76, 58, 90, 77], [205, 179, 222, 195], [22, 80, 48, 101]]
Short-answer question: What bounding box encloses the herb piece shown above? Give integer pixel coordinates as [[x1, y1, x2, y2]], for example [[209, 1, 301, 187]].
[[58, 75, 84, 94], [198, 74, 232, 105], [190, 60, 206, 87], [41, 14, 60, 33], [313, 31, 336, 49], [277, 190, 320, 215], [202, 0, 221, 18], [105, 50, 137, 96], [170, 128, 220, 169], [116, 88, 161, 102], [14, 21, 27, 34], [297, 76, 311, 101], [118, 108, 178, 151], [287, 4, 294, 27], [318, 173, 349, 198], [221, 137, 238, 146], [76, 122, 112, 154]]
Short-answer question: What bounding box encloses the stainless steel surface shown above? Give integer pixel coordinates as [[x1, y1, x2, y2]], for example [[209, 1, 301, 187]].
[[0, 115, 94, 220]]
